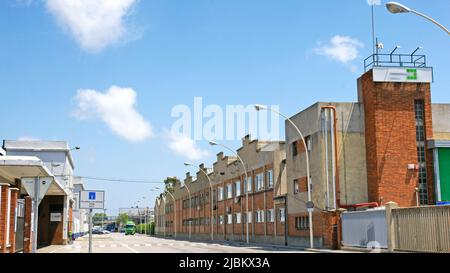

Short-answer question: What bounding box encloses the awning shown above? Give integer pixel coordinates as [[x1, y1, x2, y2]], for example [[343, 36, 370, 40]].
[[0, 156, 68, 196]]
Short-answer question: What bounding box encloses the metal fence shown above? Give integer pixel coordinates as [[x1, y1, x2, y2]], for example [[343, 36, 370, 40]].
[[392, 206, 450, 253], [341, 209, 388, 249]]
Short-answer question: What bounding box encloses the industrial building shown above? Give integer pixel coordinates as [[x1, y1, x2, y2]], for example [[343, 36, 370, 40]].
[[155, 51, 450, 249], [0, 140, 86, 252]]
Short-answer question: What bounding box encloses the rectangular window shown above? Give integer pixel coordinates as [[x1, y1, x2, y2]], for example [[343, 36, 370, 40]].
[[415, 100, 428, 205], [267, 170, 274, 188], [256, 173, 264, 191], [245, 177, 253, 193], [295, 216, 310, 230], [267, 209, 275, 223], [247, 212, 253, 223], [292, 141, 298, 157], [294, 179, 299, 194], [227, 184, 233, 199], [235, 181, 241, 196], [279, 208, 286, 223], [219, 215, 224, 225], [255, 210, 265, 223], [227, 214, 233, 224], [218, 187, 224, 201], [235, 213, 242, 224]]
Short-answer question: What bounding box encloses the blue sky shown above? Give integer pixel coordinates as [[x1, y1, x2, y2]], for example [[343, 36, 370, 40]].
[[0, 0, 449, 215]]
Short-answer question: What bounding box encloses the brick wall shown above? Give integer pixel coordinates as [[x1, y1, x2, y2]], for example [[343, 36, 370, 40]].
[[23, 196, 32, 253], [8, 189, 18, 253], [0, 185, 9, 253], [359, 71, 435, 207]]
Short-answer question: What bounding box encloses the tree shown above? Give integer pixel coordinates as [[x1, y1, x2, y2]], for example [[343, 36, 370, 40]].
[[164, 176, 180, 193], [116, 213, 129, 226]]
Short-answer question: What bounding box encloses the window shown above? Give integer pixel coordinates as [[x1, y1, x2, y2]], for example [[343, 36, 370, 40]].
[[245, 177, 253, 193], [235, 180, 241, 196], [292, 141, 298, 157], [255, 210, 265, 223], [235, 213, 242, 224], [415, 100, 429, 205], [294, 177, 308, 194], [205, 192, 210, 204], [279, 208, 286, 223], [218, 187, 224, 201], [219, 215, 224, 225], [256, 173, 264, 191], [294, 179, 299, 194], [295, 216, 310, 230], [267, 170, 274, 188], [227, 214, 233, 224], [267, 209, 275, 223], [226, 184, 233, 199], [245, 211, 253, 223]]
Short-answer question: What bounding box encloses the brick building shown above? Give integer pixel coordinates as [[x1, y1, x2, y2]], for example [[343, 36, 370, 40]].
[[155, 52, 450, 249], [155, 136, 288, 245]]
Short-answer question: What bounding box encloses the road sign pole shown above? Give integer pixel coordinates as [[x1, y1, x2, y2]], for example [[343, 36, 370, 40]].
[[32, 177, 40, 253], [89, 209, 93, 253]]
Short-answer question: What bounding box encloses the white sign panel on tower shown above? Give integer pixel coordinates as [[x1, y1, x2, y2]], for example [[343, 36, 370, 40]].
[[80, 190, 105, 209], [372, 67, 433, 83]]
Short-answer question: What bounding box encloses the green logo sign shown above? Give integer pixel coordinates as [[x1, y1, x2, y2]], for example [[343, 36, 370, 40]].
[[407, 68, 418, 80]]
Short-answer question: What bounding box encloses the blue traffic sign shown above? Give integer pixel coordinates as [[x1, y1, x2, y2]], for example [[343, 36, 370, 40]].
[[89, 192, 96, 200]]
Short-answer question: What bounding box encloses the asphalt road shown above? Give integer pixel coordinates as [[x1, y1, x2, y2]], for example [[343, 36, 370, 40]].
[[38, 233, 311, 253]]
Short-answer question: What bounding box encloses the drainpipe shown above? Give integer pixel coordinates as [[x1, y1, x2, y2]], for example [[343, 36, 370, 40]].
[[321, 106, 341, 209]]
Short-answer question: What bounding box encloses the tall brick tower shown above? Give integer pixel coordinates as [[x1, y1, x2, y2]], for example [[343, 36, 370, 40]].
[[358, 53, 435, 207]]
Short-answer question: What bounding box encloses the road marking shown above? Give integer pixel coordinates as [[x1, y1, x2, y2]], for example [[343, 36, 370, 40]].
[[145, 244, 152, 247], [99, 245, 106, 248], [111, 244, 118, 248], [120, 243, 139, 253]]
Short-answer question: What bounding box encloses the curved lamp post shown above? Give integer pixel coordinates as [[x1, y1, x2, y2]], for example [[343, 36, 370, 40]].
[[184, 162, 214, 241], [209, 140, 250, 245], [155, 187, 177, 238], [255, 104, 314, 249], [386, 2, 450, 35], [182, 181, 192, 240]]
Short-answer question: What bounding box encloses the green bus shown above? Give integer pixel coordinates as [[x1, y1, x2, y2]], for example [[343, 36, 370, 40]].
[[124, 221, 136, 236]]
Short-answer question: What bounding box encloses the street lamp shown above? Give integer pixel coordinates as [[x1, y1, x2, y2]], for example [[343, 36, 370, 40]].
[[184, 162, 214, 241], [155, 187, 177, 238], [386, 2, 450, 35], [255, 104, 314, 249], [152, 189, 166, 237], [180, 177, 192, 240], [208, 140, 250, 245]]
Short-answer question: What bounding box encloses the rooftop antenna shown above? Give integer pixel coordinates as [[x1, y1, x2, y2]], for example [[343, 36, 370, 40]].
[[371, 2, 376, 55]]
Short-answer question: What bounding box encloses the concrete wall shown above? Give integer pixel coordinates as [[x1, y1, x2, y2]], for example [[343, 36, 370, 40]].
[[432, 104, 450, 140], [285, 102, 368, 214]]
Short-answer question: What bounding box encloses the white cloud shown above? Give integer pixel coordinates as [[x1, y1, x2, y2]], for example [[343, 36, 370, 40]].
[[367, 0, 381, 6], [314, 35, 364, 65], [166, 130, 210, 162], [73, 86, 153, 143], [45, 0, 137, 52]]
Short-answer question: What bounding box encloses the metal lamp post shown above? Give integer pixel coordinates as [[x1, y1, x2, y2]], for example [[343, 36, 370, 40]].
[[184, 162, 215, 241], [208, 141, 250, 245], [386, 2, 450, 35], [182, 180, 192, 240], [155, 187, 177, 239], [255, 104, 314, 249]]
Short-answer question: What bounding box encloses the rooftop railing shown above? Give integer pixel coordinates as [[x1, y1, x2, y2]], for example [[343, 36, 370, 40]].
[[364, 53, 427, 72]]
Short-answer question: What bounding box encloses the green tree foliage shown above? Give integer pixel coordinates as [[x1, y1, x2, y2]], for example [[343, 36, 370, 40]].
[[116, 213, 129, 225]]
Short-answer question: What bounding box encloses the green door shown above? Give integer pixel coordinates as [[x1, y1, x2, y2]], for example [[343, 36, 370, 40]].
[[439, 148, 450, 201]]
